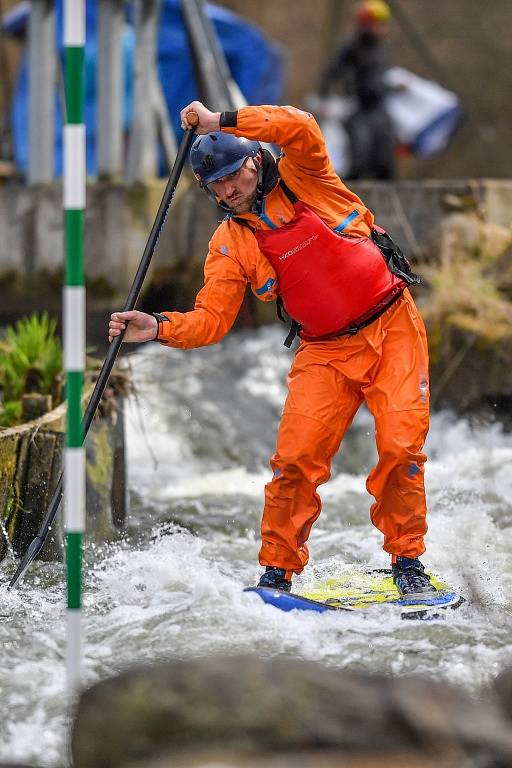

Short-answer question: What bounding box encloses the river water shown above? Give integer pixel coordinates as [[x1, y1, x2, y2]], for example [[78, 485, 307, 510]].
[[1, 325, 512, 766]]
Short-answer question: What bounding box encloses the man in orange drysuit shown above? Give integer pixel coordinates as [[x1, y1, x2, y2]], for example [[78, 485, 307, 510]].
[[109, 101, 435, 596]]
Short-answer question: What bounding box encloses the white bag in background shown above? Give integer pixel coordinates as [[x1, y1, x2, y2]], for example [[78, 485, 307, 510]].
[[384, 67, 462, 156]]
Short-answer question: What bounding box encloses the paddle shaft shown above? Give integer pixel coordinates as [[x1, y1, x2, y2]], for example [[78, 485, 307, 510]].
[[8, 118, 198, 589]]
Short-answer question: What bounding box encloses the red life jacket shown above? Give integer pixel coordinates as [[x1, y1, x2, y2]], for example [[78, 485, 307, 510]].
[[253, 199, 405, 340]]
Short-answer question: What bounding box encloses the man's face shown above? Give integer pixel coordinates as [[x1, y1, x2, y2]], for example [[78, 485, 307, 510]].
[[361, 19, 388, 37], [209, 155, 259, 214]]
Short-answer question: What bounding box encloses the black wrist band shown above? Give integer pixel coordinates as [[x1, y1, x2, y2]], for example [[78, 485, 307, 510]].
[[220, 111, 238, 128], [152, 312, 170, 341]]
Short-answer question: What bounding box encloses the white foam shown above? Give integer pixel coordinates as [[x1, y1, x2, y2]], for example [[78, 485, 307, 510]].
[[2, 329, 512, 765]]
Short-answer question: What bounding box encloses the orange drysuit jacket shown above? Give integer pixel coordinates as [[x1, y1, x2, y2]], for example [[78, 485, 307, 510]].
[[156, 105, 376, 349], [155, 105, 429, 571]]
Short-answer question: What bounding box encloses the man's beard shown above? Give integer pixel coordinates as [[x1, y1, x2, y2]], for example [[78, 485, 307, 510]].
[[224, 189, 257, 215]]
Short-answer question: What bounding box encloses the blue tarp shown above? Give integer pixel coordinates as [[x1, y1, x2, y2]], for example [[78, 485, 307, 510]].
[[6, 0, 285, 176]]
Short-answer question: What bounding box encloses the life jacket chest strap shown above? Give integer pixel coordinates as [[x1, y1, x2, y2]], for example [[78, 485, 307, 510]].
[[276, 296, 302, 347]]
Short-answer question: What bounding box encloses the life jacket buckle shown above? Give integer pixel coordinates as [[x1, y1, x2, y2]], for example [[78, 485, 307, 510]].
[[283, 320, 301, 348]]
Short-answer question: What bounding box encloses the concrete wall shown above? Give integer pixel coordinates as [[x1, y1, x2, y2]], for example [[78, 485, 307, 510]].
[[1, 177, 511, 413], [0, 177, 511, 301], [0, 178, 189, 299]]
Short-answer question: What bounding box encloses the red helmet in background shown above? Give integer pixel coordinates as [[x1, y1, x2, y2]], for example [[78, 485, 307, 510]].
[[355, 0, 391, 26]]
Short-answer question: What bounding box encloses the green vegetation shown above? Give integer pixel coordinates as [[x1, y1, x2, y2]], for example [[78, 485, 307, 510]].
[[0, 313, 62, 427]]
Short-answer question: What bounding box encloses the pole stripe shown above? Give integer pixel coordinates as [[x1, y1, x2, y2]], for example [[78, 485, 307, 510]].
[[64, 0, 85, 47], [66, 610, 81, 688], [64, 0, 85, 693], [65, 211, 84, 283], [64, 287, 86, 369], [65, 450, 85, 531], [66, 610, 81, 689], [64, 125, 85, 209], [67, 534, 82, 609], [66, 371, 84, 447], [64, 48, 84, 123]]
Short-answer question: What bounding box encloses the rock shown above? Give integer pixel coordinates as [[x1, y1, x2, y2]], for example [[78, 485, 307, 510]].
[[121, 750, 464, 767], [72, 655, 512, 768], [494, 667, 512, 722]]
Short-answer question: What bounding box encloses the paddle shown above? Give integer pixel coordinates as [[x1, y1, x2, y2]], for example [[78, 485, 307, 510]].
[[8, 115, 199, 589]]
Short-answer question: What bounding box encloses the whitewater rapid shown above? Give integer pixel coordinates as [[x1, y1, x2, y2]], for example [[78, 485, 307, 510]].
[[1, 325, 511, 766]]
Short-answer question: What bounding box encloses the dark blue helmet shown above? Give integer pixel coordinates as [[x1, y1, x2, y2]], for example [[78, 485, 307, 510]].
[[190, 132, 260, 187]]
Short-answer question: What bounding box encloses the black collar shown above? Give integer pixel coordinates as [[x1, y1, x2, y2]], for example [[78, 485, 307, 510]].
[[250, 148, 279, 214], [261, 148, 280, 196]]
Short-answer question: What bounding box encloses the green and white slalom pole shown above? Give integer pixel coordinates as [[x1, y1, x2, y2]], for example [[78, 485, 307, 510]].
[[63, 0, 85, 693]]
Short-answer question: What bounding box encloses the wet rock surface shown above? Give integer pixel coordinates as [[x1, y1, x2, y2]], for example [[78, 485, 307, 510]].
[[72, 655, 512, 768], [494, 667, 512, 723], [122, 752, 467, 768]]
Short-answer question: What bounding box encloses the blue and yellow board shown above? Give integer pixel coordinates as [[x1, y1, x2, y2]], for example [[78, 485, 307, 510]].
[[245, 569, 464, 620]]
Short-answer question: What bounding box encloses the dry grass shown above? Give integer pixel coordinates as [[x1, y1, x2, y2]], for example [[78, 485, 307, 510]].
[[419, 211, 512, 362]]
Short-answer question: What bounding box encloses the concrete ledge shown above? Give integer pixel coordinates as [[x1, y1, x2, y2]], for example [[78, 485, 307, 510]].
[[1, 178, 511, 412], [1, 177, 510, 298], [0, 177, 191, 303]]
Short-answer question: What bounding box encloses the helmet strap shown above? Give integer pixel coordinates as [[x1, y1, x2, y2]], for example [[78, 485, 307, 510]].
[[204, 186, 231, 213], [253, 155, 265, 214]]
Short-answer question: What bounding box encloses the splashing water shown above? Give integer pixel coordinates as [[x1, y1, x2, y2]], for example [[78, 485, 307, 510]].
[[1, 325, 511, 766]]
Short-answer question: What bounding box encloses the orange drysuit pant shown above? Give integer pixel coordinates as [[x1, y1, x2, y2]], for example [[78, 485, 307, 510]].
[[259, 290, 430, 574]]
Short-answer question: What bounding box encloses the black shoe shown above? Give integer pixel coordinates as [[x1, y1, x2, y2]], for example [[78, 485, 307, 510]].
[[257, 567, 292, 593], [392, 557, 436, 596]]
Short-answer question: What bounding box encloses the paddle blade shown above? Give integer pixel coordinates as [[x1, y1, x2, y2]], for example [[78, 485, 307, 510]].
[[8, 535, 45, 589]]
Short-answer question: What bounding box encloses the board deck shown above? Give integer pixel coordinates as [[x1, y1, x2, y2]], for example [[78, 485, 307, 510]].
[[245, 568, 464, 620]]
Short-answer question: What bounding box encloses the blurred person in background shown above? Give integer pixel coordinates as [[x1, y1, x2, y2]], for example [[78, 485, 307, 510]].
[[109, 100, 434, 598], [318, 0, 396, 180]]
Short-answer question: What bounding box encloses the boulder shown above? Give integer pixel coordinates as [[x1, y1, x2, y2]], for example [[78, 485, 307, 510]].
[[72, 655, 512, 768], [494, 666, 512, 723], [119, 750, 467, 767]]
